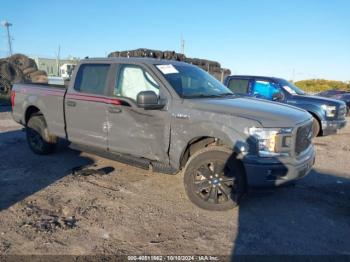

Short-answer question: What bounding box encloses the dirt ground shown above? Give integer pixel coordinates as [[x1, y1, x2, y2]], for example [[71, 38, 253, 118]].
[[0, 105, 349, 256]]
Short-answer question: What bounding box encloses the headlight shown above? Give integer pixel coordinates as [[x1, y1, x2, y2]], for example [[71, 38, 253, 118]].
[[246, 127, 293, 157], [321, 104, 336, 118]]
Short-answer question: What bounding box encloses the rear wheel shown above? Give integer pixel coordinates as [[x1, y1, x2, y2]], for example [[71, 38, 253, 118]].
[[183, 146, 246, 211], [312, 117, 321, 137], [26, 114, 57, 154]]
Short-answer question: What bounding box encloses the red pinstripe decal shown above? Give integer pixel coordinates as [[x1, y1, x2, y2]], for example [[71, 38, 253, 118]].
[[66, 94, 122, 105]]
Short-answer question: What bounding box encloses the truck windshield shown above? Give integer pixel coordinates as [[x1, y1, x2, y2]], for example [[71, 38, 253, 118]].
[[156, 64, 234, 98], [279, 79, 306, 95]]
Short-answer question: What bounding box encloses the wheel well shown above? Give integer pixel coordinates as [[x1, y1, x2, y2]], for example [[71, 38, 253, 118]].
[[25, 106, 41, 124], [180, 137, 229, 168], [308, 111, 322, 135], [179, 137, 248, 191]]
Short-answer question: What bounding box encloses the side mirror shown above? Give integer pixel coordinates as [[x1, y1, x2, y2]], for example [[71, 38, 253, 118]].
[[137, 91, 165, 110], [272, 91, 284, 101]]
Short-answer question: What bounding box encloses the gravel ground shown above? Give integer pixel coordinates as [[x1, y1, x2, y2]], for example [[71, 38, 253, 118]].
[[0, 106, 349, 256]]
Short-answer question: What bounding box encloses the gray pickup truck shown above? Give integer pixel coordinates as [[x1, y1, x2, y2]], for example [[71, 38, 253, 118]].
[[11, 57, 315, 210]]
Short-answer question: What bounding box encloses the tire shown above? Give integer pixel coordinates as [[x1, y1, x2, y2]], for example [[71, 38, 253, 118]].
[[0, 61, 12, 81], [0, 62, 24, 83], [312, 117, 321, 137], [10, 64, 24, 83], [31, 75, 48, 84], [22, 67, 37, 76], [183, 146, 246, 211], [9, 54, 36, 71], [29, 70, 47, 78], [0, 78, 12, 94], [26, 114, 57, 155]]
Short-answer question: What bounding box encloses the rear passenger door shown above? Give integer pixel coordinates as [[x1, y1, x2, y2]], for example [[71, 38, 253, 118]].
[[65, 63, 112, 150], [226, 78, 250, 96]]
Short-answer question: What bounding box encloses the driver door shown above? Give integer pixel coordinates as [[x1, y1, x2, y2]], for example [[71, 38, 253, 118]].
[[106, 64, 171, 163]]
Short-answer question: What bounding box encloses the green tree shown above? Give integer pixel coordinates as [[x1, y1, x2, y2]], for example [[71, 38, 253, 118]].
[[294, 79, 350, 93]]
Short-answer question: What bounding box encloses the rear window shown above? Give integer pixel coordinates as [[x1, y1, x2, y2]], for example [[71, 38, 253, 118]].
[[227, 79, 249, 94], [74, 64, 110, 95]]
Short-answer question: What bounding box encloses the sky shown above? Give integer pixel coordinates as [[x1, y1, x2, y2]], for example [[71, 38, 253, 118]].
[[0, 0, 349, 81]]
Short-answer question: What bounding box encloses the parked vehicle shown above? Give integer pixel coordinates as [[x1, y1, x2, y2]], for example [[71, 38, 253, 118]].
[[224, 75, 347, 137], [332, 93, 350, 115], [12, 58, 315, 210], [316, 89, 347, 97], [59, 63, 76, 79], [317, 90, 350, 115]]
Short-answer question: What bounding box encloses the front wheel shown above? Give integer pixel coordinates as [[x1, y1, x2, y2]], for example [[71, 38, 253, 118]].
[[183, 146, 246, 211], [312, 117, 321, 137], [26, 114, 57, 155]]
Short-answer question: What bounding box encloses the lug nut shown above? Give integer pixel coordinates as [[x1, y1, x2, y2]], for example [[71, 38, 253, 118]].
[[210, 176, 213, 179], [215, 174, 219, 177], [209, 181, 212, 184], [219, 178, 223, 181]]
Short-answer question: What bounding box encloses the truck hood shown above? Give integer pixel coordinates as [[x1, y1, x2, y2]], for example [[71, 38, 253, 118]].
[[294, 94, 345, 106], [188, 97, 311, 127]]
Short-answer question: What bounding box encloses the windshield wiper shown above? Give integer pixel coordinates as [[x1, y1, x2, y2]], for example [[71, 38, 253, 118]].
[[183, 93, 234, 99], [216, 93, 235, 97]]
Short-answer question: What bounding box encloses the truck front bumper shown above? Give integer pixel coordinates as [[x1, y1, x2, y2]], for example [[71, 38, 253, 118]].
[[242, 146, 316, 187], [321, 119, 347, 136]]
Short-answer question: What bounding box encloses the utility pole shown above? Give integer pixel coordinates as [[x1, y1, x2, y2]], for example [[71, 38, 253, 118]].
[[180, 34, 185, 55], [56, 45, 61, 76], [1, 20, 13, 56]]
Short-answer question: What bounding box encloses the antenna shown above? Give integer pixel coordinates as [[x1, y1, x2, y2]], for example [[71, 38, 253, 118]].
[[1, 20, 13, 56]]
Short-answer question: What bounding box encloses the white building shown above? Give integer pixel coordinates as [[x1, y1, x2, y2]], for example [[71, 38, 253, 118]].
[[30, 56, 79, 76]]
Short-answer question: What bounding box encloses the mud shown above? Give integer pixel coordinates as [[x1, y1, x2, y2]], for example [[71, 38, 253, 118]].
[[0, 106, 349, 256]]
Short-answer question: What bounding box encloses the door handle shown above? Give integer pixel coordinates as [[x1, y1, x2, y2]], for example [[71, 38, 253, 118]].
[[66, 100, 76, 107], [108, 106, 122, 113]]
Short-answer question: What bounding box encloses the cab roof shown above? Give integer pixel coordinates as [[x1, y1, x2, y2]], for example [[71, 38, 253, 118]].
[[79, 57, 190, 66], [228, 75, 287, 82]]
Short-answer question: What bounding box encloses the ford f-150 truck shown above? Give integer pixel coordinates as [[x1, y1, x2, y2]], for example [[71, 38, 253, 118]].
[[224, 75, 347, 137], [12, 58, 315, 210]]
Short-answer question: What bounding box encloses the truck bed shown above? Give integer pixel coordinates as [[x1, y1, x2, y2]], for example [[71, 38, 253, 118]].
[[21, 81, 68, 89], [12, 82, 67, 138]]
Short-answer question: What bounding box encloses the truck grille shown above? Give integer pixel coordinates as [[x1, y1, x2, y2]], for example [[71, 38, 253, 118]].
[[338, 105, 346, 119], [295, 122, 313, 156]]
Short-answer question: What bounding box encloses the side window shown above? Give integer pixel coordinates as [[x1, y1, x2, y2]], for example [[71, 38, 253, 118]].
[[74, 64, 110, 95], [227, 79, 249, 94], [115, 65, 160, 101], [252, 80, 280, 100]]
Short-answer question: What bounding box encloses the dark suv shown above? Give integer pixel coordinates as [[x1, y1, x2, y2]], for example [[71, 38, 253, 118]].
[[317, 90, 350, 115], [224, 75, 347, 137]]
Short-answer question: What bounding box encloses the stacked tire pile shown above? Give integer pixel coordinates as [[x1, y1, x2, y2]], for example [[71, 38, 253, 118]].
[[0, 54, 48, 96], [108, 48, 231, 81]]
